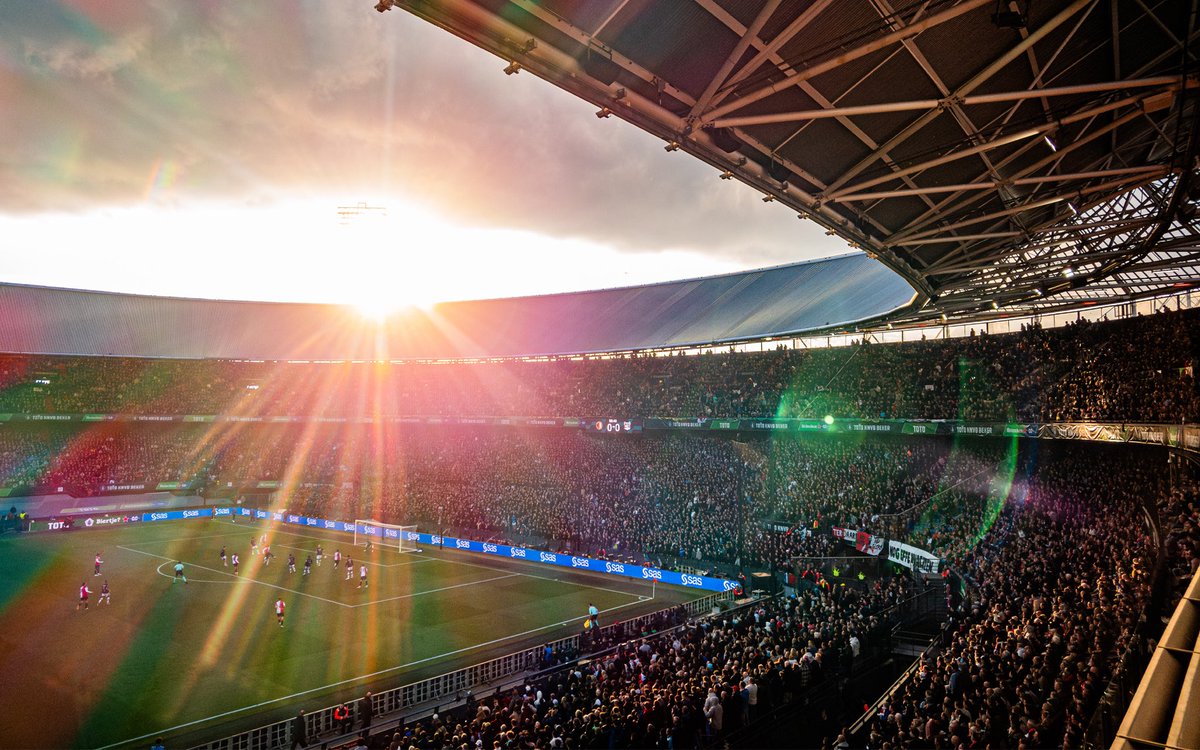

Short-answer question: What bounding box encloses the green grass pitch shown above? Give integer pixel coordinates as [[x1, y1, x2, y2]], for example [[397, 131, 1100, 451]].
[[0, 519, 704, 749]]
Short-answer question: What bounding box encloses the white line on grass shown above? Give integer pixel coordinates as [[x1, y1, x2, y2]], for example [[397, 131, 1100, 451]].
[[94, 595, 651, 750], [246, 521, 655, 601], [117, 545, 354, 608], [266, 540, 435, 569], [348, 573, 519, 607]]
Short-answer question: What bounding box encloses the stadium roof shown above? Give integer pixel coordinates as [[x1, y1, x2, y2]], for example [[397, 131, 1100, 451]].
[[376, 0, 1200, 327], [0, 254, 913, 359]]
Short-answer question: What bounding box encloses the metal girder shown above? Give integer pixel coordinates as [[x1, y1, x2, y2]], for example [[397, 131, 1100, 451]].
[[697, 0, 992, 125], [380, 0, 1199, 331], [712, 76, 1183, 129]]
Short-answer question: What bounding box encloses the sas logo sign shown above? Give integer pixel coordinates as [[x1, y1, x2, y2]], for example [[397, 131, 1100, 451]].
[[455, 539, 470, 549], [641, 568, 663, 580], [287, 515, 300, 523], [680, 574, 703, 587], [722, 580, 740, 591], [509, 548, 526, 558], [149, 512, 169, 521], [306, 518, 317, 526], [540, 552, 557, 563], [571, 557, 590, 568], [183, 510, 200, 518], [431, 536, 442, 545], [324, 520, 337, 529], [605, 562, 625, 574], [482, 543, 498, 553]]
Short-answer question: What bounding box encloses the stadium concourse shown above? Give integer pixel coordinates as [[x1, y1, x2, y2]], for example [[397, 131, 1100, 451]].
[[0, 307, 1195, 748]]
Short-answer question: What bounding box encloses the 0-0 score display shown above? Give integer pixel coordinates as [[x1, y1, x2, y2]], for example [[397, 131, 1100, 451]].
[[586, 418, 643, 433]]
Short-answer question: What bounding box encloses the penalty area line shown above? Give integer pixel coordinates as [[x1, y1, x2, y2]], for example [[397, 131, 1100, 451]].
[[95, 595, 656, 750], [117, 545, 354, 609]]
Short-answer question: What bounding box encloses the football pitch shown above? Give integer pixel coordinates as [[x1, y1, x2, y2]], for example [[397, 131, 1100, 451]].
[[0, 519, 705, 749]]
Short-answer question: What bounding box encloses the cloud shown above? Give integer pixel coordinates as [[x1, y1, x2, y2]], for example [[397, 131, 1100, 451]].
[[0, 0, 846, 269]]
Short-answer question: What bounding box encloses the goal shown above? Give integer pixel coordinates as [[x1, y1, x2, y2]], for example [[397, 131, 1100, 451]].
[[353, 520, 418, 552]]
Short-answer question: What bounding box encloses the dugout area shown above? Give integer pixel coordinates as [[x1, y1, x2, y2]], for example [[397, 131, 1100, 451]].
[[0, 518, 708, 749]]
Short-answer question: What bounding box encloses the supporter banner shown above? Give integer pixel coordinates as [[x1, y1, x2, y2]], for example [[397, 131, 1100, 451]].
[[707, 419, 740, 430], [856, 530, 885, 556], [792, 420, 828, 431], [887, 540, 941, 574], [82, 414, 113, 422]]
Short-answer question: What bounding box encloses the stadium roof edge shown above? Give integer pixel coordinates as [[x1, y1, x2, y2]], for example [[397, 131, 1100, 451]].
[[0, 255, 917, 360]]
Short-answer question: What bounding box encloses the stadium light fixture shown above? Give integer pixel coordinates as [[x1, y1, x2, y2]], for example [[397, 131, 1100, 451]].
[[823, 415, 835, 426], [595, 107, 612, 119], [664, 141, 680, 152], [1043, 135, 1057, 152], [503, 61, 522, 75], [374, 0, 394, 12], [762, 195, 775, 203], [719, 170, 734, 180]]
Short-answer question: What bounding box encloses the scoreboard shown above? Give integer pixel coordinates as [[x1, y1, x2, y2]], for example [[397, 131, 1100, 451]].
[[584, 418, 643, 434]]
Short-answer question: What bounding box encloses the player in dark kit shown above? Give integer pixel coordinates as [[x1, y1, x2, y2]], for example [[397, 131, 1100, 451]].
[[345, 556, 354, 580], [219, 545, 227, 566], [98, 580, 111, 605], [287, 553, 296, 573], [303, 555, 313, 575], [316, 545, 324, 566]]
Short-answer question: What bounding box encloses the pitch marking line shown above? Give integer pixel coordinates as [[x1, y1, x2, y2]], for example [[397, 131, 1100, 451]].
[[153, 562, 226, 584], [118, 545, 353, 608], [216, 519, 654, 601], [120, 546, 530, 610], [347, 573, 519, 608], [95, 595, 653, 750], [266, 541, 435, 569]]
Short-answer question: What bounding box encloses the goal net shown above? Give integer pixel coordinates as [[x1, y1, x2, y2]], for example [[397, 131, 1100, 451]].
[[353, 520, 418, 552]]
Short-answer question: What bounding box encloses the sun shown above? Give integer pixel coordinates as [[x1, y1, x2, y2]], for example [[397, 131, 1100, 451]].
[[353, 297, 407, 322]]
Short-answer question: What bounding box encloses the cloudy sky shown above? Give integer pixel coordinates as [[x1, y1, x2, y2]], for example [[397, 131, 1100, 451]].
[[0, 0, 850, 309]]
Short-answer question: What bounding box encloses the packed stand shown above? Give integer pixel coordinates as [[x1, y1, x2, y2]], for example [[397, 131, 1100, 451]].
[[0, 307, 1195, 423]]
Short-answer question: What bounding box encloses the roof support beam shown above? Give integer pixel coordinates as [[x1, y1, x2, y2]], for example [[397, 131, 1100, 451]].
[[891, 171, 1162, 244], [711, 76, 1183, 129], [696, 0, 991, 125], [826, 91, 1149, 200], [834, 165, 1168, 201], [819, 0, 1096, 196], [687, 0, 782, 122], [701, 0, 835, 112]]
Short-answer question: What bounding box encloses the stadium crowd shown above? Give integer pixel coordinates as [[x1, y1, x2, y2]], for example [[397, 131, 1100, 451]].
[[0, 308, 1194, 749], [0, 307, 1194, 423], [379, 574, 913, 750], [0, 423, 1006, 570]]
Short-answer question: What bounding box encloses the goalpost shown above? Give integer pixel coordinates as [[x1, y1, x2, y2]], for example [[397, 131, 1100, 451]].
[[353, 520, 419, 552]]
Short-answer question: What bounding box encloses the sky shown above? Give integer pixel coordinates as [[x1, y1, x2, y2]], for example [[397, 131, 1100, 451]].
[[0, 0, 852, 311]]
